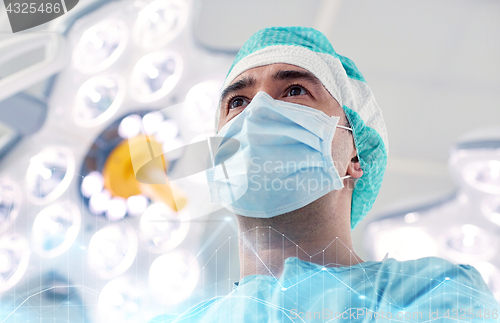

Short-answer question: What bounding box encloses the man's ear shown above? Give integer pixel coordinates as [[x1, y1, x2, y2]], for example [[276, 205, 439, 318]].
[[347, 156, 363, 179]]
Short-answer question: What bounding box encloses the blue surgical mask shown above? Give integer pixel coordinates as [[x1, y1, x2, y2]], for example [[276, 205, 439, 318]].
[[206, 91, 351, 218]]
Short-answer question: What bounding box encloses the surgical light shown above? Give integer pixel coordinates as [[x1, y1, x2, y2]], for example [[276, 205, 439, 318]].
[[32, 201, 81, 259], [126, 195, 148, 217], [441, 224, 497, 262], [133, 0, 188, 49], [72, 19, 128, 74], [88, 225, 138, 279], [98, 276, 148, 323], [149, 250, 200, 305], [89, 189, 111, 215], [74, 74, 125, 127], [0, 233, 30, 292], [130, 51, 182, 103], [0, 177, 21, 234], [183, 80, 222, 133], [26, 146, 75, 205], [404, 212, 419, 224], [462, 160, 500, 194], [154, 119, 179, 143], [141, 111, 164, 135], [81, 171, 104, 199], [118, 114, 143, 139], [366, 225, 438, 261], [80, 111, 186, 222], [139, 202, 189, 254], [106, 197, 128, 221], [161, 137, 184, 160], [473, 262, 500, 302], [481, 196, 500, 226]]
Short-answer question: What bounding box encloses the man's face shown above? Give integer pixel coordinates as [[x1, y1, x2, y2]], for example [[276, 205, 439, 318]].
[[219, 63, 347, 130], [218, 63, 357, 177]]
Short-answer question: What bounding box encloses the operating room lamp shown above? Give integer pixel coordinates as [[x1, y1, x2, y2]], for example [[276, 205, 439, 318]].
[[364, 127, 500, 302]]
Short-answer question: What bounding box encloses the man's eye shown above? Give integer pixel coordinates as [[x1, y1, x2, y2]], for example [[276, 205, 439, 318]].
[[228, 97, 248, 110], [287, 86, 307, 96]]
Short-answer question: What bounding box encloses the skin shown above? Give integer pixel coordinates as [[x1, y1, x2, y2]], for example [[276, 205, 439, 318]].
[[218, 63, 364, 279]]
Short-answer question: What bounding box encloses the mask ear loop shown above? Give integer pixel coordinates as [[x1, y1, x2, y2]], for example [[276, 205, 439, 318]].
[[336, 125, 352, 131], [335, 125, 354, 181]]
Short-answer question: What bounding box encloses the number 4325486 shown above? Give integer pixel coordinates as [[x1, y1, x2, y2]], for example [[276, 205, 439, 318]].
[[6, 2, 61, 14]]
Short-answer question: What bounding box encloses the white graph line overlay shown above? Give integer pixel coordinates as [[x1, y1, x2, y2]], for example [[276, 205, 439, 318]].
[[171, 224, 500, 321], [3, 219, 498, 322]]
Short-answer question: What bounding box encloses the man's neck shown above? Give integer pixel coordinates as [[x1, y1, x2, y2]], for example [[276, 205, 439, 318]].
[[236, 191, 363, 279]]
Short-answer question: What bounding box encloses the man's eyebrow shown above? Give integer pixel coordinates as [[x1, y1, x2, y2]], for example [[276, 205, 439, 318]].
[[273, 70, 321, 84], [220, 76, 256, 102]]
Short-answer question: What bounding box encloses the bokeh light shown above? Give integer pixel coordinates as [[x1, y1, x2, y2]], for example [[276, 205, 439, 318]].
[[98, 276, 148, 323], [441, 224, 497, 262], [149, 250, 199, 305], [130, 51, 182, 103], [88, 225, 138, 279], [74, 75, 125, 127], [473, 262, 500, 302], [0, 177, 21, 234], [32, 201, 81, 258], [133, 0, 188, 49], [482, 196, 500, 226], [26, 146, 75, 205], [0, 234, 30, 292], [73, 19, 128, 74], [139, 202, 189, 254], [183, 80, 222, 133], [462, 160, 500, 194], [367, 225, 439, 261]]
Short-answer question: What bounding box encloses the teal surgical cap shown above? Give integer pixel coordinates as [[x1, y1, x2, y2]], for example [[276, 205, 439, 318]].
[[215, 26, 389, 229]]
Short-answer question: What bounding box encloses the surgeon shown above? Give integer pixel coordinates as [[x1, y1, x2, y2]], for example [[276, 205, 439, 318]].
[[150, 27, 499, 322]]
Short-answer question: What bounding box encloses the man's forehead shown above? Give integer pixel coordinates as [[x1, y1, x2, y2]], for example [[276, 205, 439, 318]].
[[230, 63, 314, 84], [219, 63, 328, 107]]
